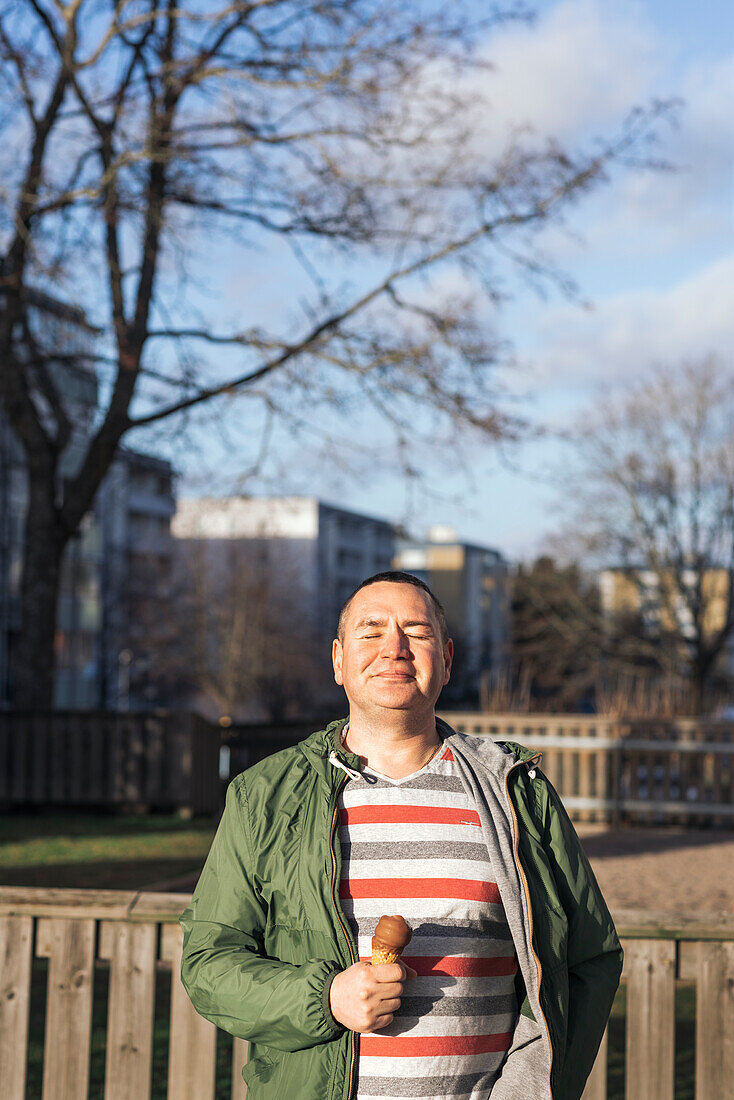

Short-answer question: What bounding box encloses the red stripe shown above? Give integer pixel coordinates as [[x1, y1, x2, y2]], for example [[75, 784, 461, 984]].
[[360, 1032, 514, 1057], [359, 954, 517, 977], [340, 877, 500, 902], [340, 805, 480, 827]]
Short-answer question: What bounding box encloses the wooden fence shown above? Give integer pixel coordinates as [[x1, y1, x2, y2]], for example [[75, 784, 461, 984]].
[[223, 717, 335, 778], [2, 710, 733, 824], [0, 711, 221, 815], [1, 887, 733, 1100], [442, 713, 734, 826]]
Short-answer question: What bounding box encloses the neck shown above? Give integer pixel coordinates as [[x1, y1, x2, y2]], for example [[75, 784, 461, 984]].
[[343, 709, 441, 779]]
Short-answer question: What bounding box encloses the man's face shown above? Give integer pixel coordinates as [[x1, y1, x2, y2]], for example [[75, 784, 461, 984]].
[[332, 581, 453, 716]]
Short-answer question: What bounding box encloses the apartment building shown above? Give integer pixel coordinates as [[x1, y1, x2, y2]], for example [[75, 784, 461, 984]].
[[171, 496, 396, 717], [394, 525, 510, 705], [599, 564, 734, 676], [0, 290, 176, 707], [97, 448, 176, 708]]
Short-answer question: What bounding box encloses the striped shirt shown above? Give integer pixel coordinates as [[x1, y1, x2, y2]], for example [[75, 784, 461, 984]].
[[338, 742, 519, 1100]]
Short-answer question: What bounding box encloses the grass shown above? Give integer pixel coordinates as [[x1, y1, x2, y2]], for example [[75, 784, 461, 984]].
[[0, 812, 218, 890]]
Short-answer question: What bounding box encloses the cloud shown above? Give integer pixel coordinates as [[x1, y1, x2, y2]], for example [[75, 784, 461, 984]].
[[541, 47, 734, 260], [456, 1, 733, 264], [474, 0, 661, 145], [527, 252, 734, 391], [678, 50, 734, 182]]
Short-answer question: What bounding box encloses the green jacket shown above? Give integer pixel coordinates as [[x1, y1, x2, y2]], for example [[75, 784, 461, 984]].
[[180, 718, 622, 1100]]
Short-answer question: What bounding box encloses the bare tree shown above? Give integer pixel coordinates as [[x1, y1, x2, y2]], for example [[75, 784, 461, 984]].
[[510, 555, 603, 711], [0, 0, 669, 705], [509, 555, 665, 713], [560, 358, 734, 713], [158, 537, 330, 721]]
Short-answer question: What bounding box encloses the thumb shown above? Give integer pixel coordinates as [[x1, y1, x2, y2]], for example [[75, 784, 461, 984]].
[[404, 965, 418, 979]]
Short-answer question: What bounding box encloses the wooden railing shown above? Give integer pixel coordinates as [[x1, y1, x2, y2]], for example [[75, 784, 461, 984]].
[[3, 710, 733, 825], [1, 888, 733, 1100], [441, 712, 734, 826], [0, 887, 247, 1100]]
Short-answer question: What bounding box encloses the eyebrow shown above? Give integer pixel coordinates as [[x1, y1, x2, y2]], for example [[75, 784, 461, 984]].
[[354, 617, 434, 631]]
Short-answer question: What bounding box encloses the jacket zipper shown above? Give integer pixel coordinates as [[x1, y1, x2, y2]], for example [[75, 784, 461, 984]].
[[505, 758, 554, 1097], [329, 774, 357, 1100]]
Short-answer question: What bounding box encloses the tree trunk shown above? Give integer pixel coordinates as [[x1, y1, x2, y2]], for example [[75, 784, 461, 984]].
[[689, 673, 705, 718], [690, 649, 716, 717], [11, 477, 66, 709]]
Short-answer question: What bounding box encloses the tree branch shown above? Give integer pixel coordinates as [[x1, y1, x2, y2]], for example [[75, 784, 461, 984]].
[[127, 166, 601, 429]]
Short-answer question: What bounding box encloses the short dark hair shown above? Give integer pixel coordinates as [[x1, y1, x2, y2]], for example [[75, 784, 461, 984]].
[[336, 570, 449, 644]]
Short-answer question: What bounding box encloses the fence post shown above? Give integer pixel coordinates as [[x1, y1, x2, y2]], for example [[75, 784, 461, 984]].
[[680, 939, 734, 1100], [232, 1037, 250, 1099], [581, 1025, 608, 1100], [0, 914, 33, 1100], [623, 938, 676, 1100], [36, 916, 96, 1100], [99, 921, 157, 1100], [160, 922, 218, 1100]]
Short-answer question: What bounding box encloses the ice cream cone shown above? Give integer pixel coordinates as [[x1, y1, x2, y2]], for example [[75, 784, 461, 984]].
[[371, 945, 403, 966], [370, 915, 412, 965]]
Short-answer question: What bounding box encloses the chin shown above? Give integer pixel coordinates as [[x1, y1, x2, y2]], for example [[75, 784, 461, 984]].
[[369, 687, 422, 707]]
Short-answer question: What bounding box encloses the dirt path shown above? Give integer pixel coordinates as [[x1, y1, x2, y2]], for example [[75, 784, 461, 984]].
[[577, 826, 734, 914], [134, 824, 734, 914]]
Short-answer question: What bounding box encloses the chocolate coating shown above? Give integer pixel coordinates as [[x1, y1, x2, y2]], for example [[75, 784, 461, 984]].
[[373, 914, 412, 949]]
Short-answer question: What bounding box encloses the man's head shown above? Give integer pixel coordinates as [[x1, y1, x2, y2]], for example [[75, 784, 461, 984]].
[[336, 571, 448, 645], [332, 572, 453, 719]]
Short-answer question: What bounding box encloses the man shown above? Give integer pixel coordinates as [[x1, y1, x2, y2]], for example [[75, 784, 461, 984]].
[[180, 571, 621, 1100]]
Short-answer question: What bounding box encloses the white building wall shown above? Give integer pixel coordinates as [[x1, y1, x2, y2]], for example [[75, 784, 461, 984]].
[[172, 496, 320, 540], [170, 496, 396, 714]]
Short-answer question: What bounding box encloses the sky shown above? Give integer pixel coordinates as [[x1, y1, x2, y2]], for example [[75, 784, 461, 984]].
[[160, 0, 734, 565]]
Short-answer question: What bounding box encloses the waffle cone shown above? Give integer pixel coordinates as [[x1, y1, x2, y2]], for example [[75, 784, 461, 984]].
[[371, 945, 402, 965]]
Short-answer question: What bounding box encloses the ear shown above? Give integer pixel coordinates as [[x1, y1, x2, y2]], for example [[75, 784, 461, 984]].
[[443, 638, 454, 685], [332, 638, 344, 685]]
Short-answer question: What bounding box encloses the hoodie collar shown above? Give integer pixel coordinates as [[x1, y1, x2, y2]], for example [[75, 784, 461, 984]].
[[300, 714, 541, 791], [438, 718, 542, 767]]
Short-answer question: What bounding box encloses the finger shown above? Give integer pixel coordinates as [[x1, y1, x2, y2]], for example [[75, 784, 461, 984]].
[[377, 997, 402, 1013], [371, 1013, 395, 1030], [372, 981, 404, 999], [403, 965, 418, 979], [372, 963, 404, 982]]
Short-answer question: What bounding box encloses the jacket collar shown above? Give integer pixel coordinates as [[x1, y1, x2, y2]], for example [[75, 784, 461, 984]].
[[299, 714, 541, 791], [299, 717, 359, 791]]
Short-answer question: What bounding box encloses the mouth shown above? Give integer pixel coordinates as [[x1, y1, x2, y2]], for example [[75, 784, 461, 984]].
[[375, 671, 415, 681]]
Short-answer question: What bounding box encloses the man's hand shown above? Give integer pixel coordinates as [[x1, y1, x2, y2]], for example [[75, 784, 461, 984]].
[[329, 961, 417, 1033]]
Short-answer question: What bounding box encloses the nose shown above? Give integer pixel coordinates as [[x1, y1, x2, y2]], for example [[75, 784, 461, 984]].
[[380, 624, 411, 659]]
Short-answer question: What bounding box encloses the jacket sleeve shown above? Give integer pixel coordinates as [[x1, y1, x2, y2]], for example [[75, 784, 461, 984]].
[[179, 776, 343, 1052], [544, 779, 623, 1100]]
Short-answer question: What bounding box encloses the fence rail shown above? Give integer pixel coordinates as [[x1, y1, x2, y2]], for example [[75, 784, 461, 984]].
[[1, 888, 733, 1100], [441, 712, 734, 826]]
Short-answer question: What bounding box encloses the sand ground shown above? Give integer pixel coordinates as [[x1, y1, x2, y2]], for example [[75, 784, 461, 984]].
[[145, 826, 734, 914], [576, 826, 734, 914]]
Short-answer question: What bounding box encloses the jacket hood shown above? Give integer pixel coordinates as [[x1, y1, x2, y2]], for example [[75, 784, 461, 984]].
[[440, 720, 543, 774], [298, 714, 542, 788]]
